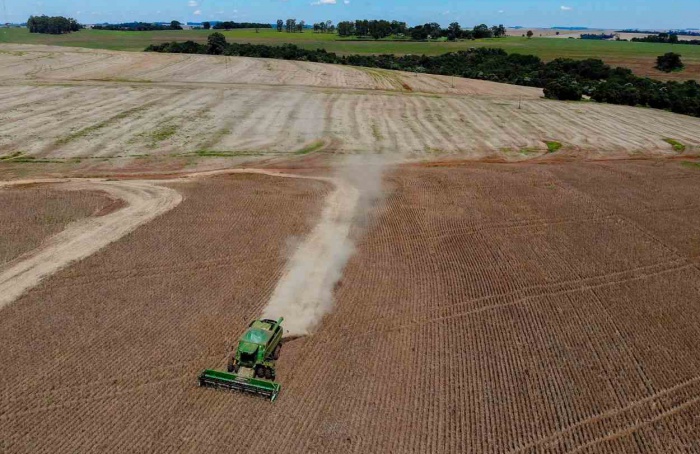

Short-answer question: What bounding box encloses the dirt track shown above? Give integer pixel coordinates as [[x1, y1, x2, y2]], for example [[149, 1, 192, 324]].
[[0, 179, 181, 308], [0, 185, 115, 265], [0, 168, 353, 330]]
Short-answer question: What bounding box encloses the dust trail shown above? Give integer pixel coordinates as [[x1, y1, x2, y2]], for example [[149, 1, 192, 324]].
[[263, 155, 389, 336]]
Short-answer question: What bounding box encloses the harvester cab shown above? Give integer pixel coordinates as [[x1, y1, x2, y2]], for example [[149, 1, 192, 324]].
[[199, 317, 284, 401]]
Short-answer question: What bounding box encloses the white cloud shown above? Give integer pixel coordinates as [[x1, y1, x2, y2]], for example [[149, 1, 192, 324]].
[[311, 0, 336, 5], [188, 1, 198, 6], [561, 5, 573, 10], [193, 9, 201, 15], [344, 0, 350, 4], [498, 10, 504, 14]]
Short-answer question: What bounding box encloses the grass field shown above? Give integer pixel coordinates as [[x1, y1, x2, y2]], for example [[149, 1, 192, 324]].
[[3, 27, 700, 80]]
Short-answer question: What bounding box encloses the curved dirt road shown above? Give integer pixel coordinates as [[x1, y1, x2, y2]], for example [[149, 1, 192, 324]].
[[0, 179, 182, 309], [0, 168, 362, 334]]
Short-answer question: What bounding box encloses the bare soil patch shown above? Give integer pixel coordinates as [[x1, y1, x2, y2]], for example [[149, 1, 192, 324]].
[[0, 185, 114, 265], [0, 173, 329, 452], [2, 162, 699, 452], [0, 180, 181, 309]]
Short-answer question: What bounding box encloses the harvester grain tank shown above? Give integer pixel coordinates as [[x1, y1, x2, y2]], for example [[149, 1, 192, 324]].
[[199, 317, 284, 401]]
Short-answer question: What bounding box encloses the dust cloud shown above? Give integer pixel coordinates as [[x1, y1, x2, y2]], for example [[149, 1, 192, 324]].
[[262, 155, 390, 336]]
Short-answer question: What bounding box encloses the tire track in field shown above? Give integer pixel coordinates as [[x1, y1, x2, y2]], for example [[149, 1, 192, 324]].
[[0, 167, 354, 332], [0, 179, 182, 309]]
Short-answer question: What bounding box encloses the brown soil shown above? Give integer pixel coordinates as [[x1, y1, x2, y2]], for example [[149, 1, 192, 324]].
[[0, 185, 114, 265], [0, 179, 182, 308], [0, 173, 330, 452], [2, 162, 699, 452]]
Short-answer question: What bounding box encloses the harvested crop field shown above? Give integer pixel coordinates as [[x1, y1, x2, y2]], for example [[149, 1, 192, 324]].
[[1, 45, 700, 172], [2, 161, 699, 452], [0, 185, 117, 265]]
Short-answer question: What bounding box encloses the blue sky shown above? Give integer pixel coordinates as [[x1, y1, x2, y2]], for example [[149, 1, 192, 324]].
[[4, 0, 700, 29]]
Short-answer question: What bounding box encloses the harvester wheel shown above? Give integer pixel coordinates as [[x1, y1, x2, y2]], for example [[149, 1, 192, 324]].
[[273, 345, 281, 360], [227, 357, 235, 373], [265, 368, 272, 379], [255, 365, 265, 378]]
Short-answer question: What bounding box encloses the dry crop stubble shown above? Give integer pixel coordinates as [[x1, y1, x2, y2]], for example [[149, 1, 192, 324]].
[[1, 46, 700, 170]]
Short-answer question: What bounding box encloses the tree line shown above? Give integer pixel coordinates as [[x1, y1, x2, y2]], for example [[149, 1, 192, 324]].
[[620, 29, 700, 37], [145, 33, 700, 118], [276, 19, 307, 33], [273, 18, 506, 41], [336, 21, 506, 41], [27, 15, 81, 34], [631, 34, 700, 46], [580, 33, 616, 40], [211, 21, 272, 30], [92, 21, 183, 31]]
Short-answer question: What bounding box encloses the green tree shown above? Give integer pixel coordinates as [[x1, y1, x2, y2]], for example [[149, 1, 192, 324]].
[[202, 21, 211, 30], [277, 19, 283, 32], [543, 76, 583, 101], [27, 15, 81, 34], [526, 30, 534, 39], [656, 52, 684, 72], [492, 24, 506, 38], [207, 32, 227, 55], [472, 24, 493, 39], [170, 20, 182, 30], [447, 22, 461, 40]]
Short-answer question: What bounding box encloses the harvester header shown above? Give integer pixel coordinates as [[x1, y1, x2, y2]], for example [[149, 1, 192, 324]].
[[199, 317, 285, 401]]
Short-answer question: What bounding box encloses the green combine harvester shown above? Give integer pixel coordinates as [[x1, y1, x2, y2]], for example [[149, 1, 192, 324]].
[[199, 317, 284, 401]]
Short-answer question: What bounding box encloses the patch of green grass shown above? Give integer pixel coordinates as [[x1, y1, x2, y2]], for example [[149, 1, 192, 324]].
[[663, 138, 686, 153], [0, 151, 24, 161], [150, 124, 178, 143], [681, 161, 700, 169], [183, 150, 265, 158], [371, 124, 384, 141], [545, 141, 563, 153], [0, 151, 61, 163], [520, 147, 541, 155], [86, 77, 153, 84], [55, 104, 152, 146], [294, 140, 326, 155]]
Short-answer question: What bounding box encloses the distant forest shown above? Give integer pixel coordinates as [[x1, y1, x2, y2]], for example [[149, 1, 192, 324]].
[[146, 33, 700, 118], [27, 15, 81, 34], [631, 34, 700, 46], [620, 29, 700, 37], [276, 19, 507, 40], [92, 22, 183, 31], [580, 33, 616, 40], [211, 22, 272, 30]]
